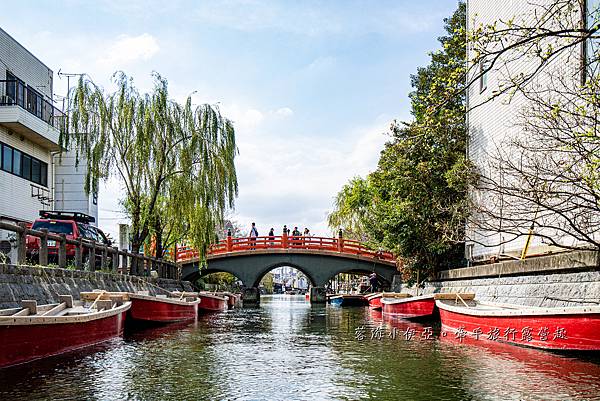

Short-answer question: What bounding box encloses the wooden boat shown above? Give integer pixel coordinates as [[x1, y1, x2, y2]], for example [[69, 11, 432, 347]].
[[82, 291, 200, 324], [329, 294, 368, 307], [198, 292, 228, 312], [365, 293, 383, 310], [436, 296, 600, 351], [215, 292, 240, 309], [129, 293, 199, 323], [381, 293, 434, 318], [0, 294, 130, 369], [381, 293, 473, 319]]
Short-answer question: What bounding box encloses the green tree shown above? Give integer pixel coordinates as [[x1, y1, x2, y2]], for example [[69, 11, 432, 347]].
[[202, 272, 239, 291], [328, 2, 469, 281], [259, 272, 275, 294], [63, 72, 238, 271], [327, 176, 374, 240]]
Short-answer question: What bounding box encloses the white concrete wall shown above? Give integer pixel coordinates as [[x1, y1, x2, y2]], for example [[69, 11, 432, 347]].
[[53, 148, 98, 225], [466, 0, 584, 260]]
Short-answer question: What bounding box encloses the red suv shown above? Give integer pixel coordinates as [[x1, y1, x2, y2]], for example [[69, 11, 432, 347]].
[[26, 210, 112, 267]]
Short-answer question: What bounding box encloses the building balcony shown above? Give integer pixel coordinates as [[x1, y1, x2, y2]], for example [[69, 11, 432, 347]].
[[0, 80, 65, 151]]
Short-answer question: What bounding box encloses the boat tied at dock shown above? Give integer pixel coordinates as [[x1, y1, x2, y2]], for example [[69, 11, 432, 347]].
[[0, 294, 130, 369]]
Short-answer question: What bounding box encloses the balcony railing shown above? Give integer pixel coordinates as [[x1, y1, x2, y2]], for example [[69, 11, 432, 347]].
[[0, 79, 65, 130]]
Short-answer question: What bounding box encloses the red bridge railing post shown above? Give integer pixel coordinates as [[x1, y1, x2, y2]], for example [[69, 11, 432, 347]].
[[282, 231, 288, 249], [226, 230, 233, 252], [337, 229, 344, 252]]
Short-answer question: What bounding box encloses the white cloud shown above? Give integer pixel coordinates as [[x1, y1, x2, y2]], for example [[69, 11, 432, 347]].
[[97, 33, 160, 68], [274, 107, 294, 118], [229, 114, 391, 237]]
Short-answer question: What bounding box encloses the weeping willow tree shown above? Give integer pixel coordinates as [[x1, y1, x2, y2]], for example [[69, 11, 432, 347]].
[[61, 72, 238, 270], [327, 176, 374, 241]]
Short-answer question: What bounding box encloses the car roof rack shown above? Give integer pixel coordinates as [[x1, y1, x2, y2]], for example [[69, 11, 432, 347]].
[[38, 210, 96, 224]]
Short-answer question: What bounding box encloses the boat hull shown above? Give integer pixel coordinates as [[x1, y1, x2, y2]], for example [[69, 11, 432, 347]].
[[329, 295, 368, 307], [382, 295, 436, 319], [367, 293, 383, 310], [0, 306, 128, 369], [198, 294, 228, 312], [218, 292, 239, 309], [129, 297, 199, 323], [437, 301, 600, 351]]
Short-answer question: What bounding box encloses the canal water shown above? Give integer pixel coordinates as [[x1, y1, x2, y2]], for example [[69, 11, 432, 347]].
[[1, 295, 600, 400]]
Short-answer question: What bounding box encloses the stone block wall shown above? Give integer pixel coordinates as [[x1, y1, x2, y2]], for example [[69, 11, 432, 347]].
[[0, 264, 195, 309], [396, 250, 600, 308]]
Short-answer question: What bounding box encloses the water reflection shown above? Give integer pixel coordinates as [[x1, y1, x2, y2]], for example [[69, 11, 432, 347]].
[[439, 335, 600, 401], [0, 295, 598, 400]]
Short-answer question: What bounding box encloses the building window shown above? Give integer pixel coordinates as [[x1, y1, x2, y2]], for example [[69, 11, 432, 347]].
[[31, 159, 40, 184], [2, 146, 12, 172], [21, 154, 31, 181], [479, 59, 489, 93], [12, 150, 21, 176], [40, 163, 47, 187], [0, 143, 47, 187]]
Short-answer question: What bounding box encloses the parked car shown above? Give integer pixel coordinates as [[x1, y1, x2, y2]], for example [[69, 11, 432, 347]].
[[26, 210, 111, 268]]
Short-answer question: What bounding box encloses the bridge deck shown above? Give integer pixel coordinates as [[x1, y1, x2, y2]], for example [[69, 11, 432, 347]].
[[177, 235, 396, 265]]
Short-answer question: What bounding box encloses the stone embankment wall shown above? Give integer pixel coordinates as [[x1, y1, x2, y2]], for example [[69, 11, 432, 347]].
[[407, 250, 600, 307], [0, 264, 195, 309]]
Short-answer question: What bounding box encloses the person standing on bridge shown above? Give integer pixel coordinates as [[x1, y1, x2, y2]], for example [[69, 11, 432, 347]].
[[249, 222, 258, 249], [292, 226, 301, 246], [268, 228, 275, 246], [302, 228, 310, 247]]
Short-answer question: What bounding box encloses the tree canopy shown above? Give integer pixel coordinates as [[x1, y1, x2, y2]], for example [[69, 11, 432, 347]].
[[62, 72, 238, 269]]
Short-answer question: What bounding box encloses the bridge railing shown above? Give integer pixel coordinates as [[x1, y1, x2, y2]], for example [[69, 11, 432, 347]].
[[176, 234, 395, 263]]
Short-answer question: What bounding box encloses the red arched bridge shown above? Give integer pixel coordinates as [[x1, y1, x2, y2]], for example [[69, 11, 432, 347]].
[[176, 234, 398, 299]]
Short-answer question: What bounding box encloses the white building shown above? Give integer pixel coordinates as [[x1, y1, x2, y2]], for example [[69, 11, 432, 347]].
[[0, 28, 95, 261], [465, 1, 594, 261]]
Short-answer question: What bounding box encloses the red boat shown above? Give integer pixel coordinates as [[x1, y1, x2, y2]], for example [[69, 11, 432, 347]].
[[216, 292, 240, 309], [381, 293, 436, 318], [365, 293, 383, 310], [198, 292, 228, 312], [128, 293, 200, 323], [0, 295, 130, 369], [436, 298, 600, 351]]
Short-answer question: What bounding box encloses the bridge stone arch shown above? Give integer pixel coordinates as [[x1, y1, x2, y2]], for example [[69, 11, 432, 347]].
[[181, 250, 398, 289], [251, 261, 317, 288]]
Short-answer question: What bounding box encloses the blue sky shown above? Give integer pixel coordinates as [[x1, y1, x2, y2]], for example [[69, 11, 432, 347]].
[[1, 0, 458, 239]]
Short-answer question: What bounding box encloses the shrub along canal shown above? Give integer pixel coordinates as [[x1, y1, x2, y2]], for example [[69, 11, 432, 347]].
[[1, 295, 600, 400]]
